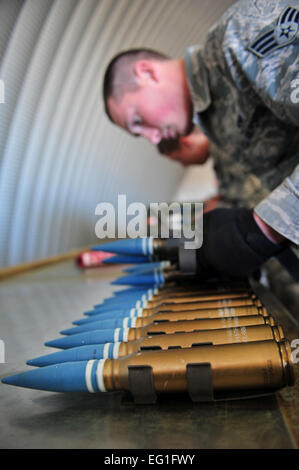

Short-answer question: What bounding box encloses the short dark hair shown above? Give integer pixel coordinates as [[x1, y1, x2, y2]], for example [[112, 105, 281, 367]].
[[103, 48, 169, 122]]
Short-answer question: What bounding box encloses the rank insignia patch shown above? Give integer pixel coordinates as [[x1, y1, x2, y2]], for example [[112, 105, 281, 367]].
[[248, 5, 299, 58]]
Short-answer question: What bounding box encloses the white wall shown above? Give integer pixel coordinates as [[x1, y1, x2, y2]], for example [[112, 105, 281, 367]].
[[0, 0, 235, 266]]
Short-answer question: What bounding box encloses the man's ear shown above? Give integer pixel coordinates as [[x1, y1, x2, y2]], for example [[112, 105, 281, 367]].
[[134, 60, 159, 84]]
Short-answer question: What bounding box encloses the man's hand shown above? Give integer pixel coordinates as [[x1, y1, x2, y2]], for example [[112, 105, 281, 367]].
[[196, 208, 286, 279], [157, 128, 210, 166]]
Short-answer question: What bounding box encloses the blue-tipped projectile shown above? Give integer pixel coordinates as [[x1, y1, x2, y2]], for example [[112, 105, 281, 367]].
[[2, 360, 107, 392], [101, 287, 155, 302], [27, 344, 119, 367], [91, 238, 154, 256], [95, 297, 145, 309], [83, 307, 126, 317], [96, 290, 154, 307], [104, 287, 151, 298], [90, 297, 148, 312], [73, 307, 139, 325], [60, 316, 138, 336], [91, 293, 153, 310], [85, 301, 147, 315], [112, 286, 159, 297], [123, 261, 170, 273], [92, 237, 181, 262], [45, 327, 128, 349], [111, 270, 165, 286], [102, 254, 151, 264]]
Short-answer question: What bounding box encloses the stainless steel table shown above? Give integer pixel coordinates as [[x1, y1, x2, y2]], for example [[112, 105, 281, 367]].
[[0, 261, 298, 449]]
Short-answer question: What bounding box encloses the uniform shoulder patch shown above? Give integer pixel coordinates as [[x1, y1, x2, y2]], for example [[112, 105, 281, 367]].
[[248, 5, 299, 58]]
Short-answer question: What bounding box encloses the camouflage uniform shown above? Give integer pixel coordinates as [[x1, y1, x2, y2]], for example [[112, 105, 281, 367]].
[[185, 0, 299, 246]]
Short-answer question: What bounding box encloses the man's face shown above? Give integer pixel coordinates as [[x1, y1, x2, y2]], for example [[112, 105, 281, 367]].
[[159, 131, 211, 166], [107, 60, 193, 145]]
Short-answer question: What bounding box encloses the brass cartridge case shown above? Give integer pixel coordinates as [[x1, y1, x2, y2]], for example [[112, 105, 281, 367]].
[[145, 297, 262, 313], [134, 305, 268, 324], [117, 324, 285, 357], [127, 314, 275, 340], [102, 340, 294, 394], [154, 285, 250, 297], [147, 291, 255, 308], [155, 278, 251, 292]]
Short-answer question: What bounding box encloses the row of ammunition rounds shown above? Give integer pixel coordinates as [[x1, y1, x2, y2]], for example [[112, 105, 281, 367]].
[[2, 256, 295, 402]]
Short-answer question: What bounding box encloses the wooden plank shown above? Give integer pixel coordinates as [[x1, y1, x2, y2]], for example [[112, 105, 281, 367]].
[[0, 246, 92, 280]]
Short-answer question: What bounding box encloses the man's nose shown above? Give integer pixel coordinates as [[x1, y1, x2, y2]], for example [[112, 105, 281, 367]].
[[141, 128, 162, 145]]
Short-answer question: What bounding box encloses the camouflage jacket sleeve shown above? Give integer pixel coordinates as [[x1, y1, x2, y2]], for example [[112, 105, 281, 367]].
[[215, 1, 299, 128], [254, 163, 299, 245], [210, 1, 299, 243], [223, 1, 299, 243]]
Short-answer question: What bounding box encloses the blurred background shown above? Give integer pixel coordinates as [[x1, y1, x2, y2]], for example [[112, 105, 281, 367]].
[[0, 0, 235, 268]]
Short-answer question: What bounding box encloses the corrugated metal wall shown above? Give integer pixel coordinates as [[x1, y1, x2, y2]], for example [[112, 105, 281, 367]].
[[0, 0, 235, 267]]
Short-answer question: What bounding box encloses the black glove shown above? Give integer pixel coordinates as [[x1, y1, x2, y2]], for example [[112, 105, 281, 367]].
[[196, 208, 285, 279]]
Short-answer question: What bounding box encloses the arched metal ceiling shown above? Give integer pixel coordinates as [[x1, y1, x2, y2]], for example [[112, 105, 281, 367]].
[[0, 0, 235, 266]]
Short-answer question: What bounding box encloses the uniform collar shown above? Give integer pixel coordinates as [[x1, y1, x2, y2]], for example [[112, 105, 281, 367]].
[[184, 45, 211, 120]]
